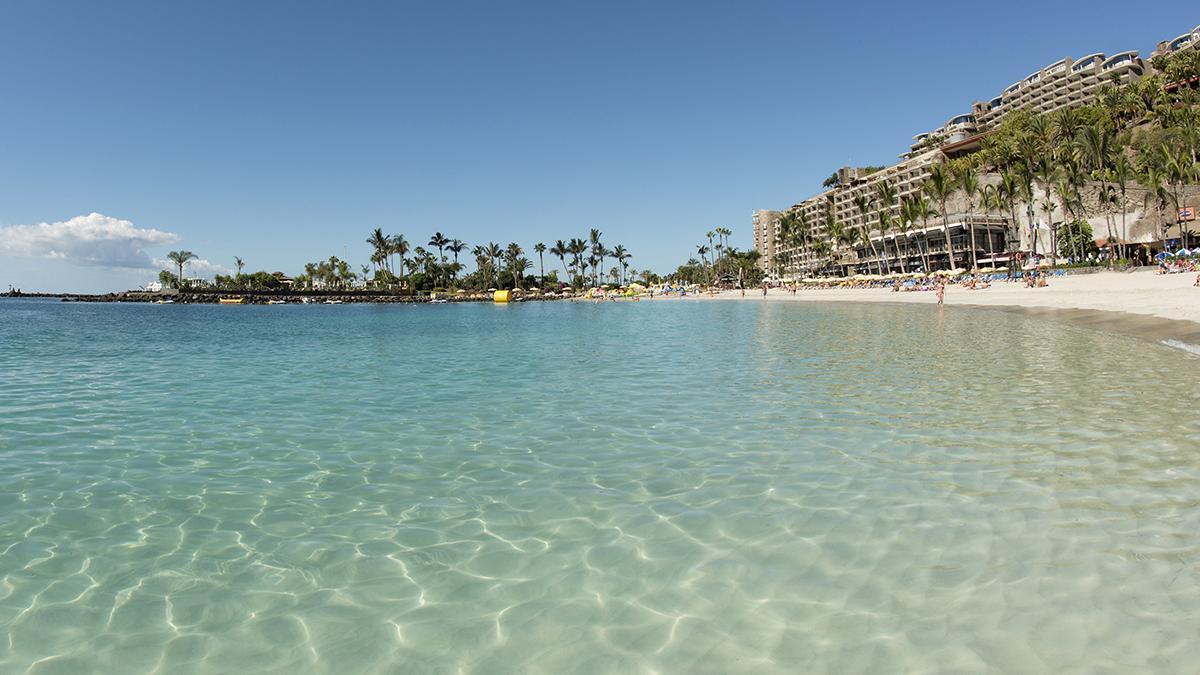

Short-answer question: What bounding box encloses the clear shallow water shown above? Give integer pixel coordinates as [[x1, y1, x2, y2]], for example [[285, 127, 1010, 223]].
[[1, 298, 1199, 674]]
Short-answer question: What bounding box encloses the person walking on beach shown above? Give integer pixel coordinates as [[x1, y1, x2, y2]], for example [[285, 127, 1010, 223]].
[[935, 281, 945, 306], [762, 284, 768, 298]]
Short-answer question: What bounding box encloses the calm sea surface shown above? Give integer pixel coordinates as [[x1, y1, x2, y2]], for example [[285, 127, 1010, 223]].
[[1, 298, 1199, 673]]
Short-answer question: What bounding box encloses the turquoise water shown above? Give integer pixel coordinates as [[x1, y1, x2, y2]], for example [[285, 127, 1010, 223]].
[[2, 298, 1199, 673]]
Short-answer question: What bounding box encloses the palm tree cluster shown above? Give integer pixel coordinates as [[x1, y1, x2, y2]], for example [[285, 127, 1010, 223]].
[[970, 69, 1200, 260], [672, 226, 764, 286], [301, 256, 356, 290], [544, 230, 635, 289]]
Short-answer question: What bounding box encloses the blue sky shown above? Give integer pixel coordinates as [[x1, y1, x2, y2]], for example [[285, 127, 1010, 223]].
[[1, 1, 1196, 292]]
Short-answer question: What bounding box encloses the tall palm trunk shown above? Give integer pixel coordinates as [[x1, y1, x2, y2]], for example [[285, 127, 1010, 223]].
[[966, 213, 979, 272], [1027, 200, 1038, 258], [940, 201, 954, 270], [1045, 204, 1057, 264], [919, 224, 931, 272]]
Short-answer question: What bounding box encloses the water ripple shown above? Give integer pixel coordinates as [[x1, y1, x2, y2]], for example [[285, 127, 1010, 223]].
[[1, 298, 1199, 672]]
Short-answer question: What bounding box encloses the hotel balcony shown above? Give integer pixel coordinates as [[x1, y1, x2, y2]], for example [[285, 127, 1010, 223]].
[[1102, 51, 1140, 73]]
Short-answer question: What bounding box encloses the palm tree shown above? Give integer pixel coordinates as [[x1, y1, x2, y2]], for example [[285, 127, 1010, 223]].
[[1039, 196, 1059, 259], [166, 250, 197, 289], [1163, 144, 1193, 248], [957, 165, 981, 272], [367, 228, 391, 273], [923, 163, 957, 270], [981, 184, 1006, 266], [856, 227, 874, 275], [900, 194, 934, 273], [1051, 107, 1084, 149], [550, 240, 569, 284], [234, 256, 245, 277], [588, 229, 603, 286], [875, 181, 898, 273], [794, 211, 812, 276], [999, 169, 1022, 257], [696, 244, 710, 272], [1078, 126, 1115, 262], [849, 194, 877, 274], [428, 232, 449, 286], [1015, 135, 1042, 257], [511, 257, 531, 289], [505, 243, 523, 289], [877, 206, 899, 273], [569, 238, 588, 288], [447, 239, 467, 285], [1032, 157, 1060, 263], [611, 244, 629, 284], [595, 244, 610, 286], [716, 227, 732, 255], [390, 234, 409, 282], [1112, 155, 1134, 260], [1096, 182, 1117, 265], [1142, 166, 1175, 251], [900, 197, 919, 272], [484, 243, 503, 286], [428, 232, 449, 262], [533, 242, 546, 285], [775, 212, 794, 279]]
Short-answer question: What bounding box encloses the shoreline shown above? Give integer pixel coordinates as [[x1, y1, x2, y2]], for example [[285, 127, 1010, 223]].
[[0, 291, 569, 304], [705, 270, 1200, 354]]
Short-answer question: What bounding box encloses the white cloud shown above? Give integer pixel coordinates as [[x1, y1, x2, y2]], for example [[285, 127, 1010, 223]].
[[152, 257, 230, 280], [0, 213, 180, 269]]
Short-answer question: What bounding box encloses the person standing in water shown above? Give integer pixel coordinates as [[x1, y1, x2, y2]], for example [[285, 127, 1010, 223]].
[[935, 280, 945, 306]]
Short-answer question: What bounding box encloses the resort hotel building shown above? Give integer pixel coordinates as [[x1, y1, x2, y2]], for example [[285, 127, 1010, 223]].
[[753, 22, 1200, 279]]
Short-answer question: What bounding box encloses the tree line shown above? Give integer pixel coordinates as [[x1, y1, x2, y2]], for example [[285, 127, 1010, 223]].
[[158, 230, 648, 292]]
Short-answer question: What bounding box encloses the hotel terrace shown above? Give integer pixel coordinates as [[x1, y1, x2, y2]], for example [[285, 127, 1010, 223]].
[[754, 23, 1200, 280]]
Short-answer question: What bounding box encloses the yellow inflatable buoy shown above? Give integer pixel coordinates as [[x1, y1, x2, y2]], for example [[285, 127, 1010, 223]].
[[493, 290, 511, 303]]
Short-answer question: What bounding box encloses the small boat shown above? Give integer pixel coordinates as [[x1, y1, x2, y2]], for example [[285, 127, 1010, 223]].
[[324, 299, 344, 305], [219, 296, 246, 305], [156, 299, 175, 304], [266, 299, 287, 305], [301, 297, 314, 304], [430, 299, 448, 304]]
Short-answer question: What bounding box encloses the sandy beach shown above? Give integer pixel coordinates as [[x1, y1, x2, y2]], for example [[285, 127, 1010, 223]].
[[707, 270, 1200, 351]]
